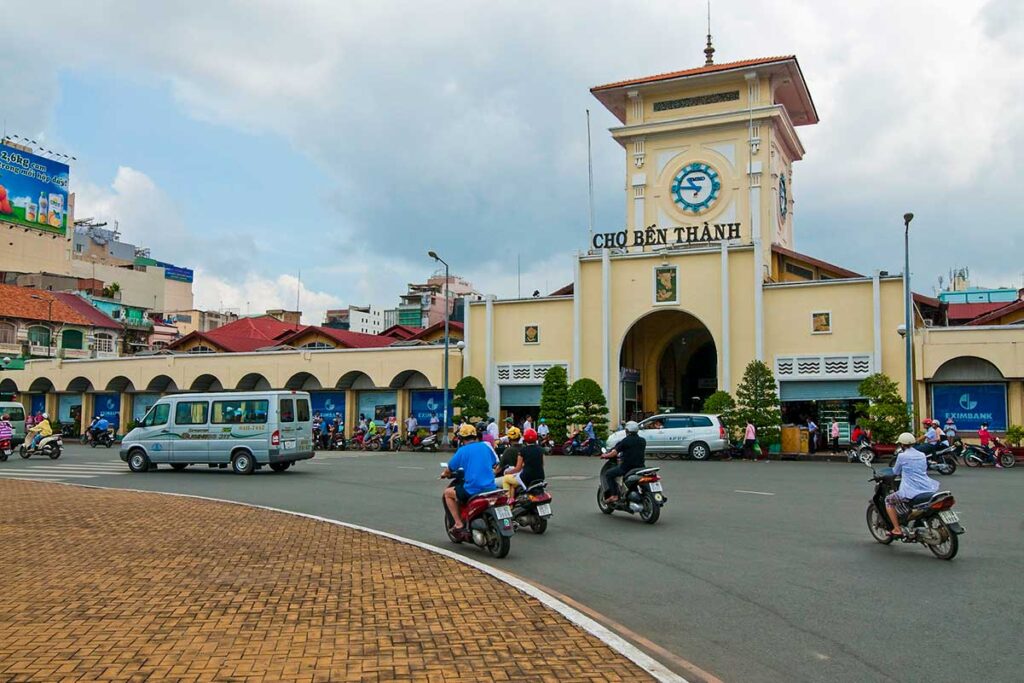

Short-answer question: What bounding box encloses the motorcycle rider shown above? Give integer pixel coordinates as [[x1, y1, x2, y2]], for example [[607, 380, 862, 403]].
[[978, 421, 1000, 467], [494, 427, 523, 493], [537, 418, 550, 445], [442, 422, 499, 534], [600, 420, 646, 502], [885, 432, 940, 538], [0, 413, 13, 445], [26, 412, 52, 450], [944, 417, 957, 442], [90, 414, 110, 443], [501, 427, 545, 497]]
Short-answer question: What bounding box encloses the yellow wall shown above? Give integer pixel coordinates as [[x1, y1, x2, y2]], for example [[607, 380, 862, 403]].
[[490, 299, 573, 366], [0, 222, 73, 274]]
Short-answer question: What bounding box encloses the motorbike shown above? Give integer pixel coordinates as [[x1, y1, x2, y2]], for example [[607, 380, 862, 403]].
[[846, 441, 875, 464], [440, 464, 514, 557], [89, 428, 115, 449], [407, 431, 439, 452], [885, 443, 958, 475], [562, 433, 599, 456], [19, 433, 63, 459], [507, 480, 553, 534], [0, 438, 12, 461], [862, 459, 964, 560], [957, 438, 1015, 469], [328, 430, 348, 450], [596, 454, 666, 524]]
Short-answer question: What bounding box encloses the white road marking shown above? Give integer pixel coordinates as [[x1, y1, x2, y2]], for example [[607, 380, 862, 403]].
[[397, 466, 425, 470], [734, 490, 775, 496], [0, 472, 99, 479]]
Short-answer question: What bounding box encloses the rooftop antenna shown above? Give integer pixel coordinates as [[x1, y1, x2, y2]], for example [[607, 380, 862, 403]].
[[586, 109, 595, 249], [704, 0, 715, 66]]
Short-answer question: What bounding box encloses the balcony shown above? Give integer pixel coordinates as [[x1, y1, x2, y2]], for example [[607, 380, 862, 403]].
[[60, 348, 91, 360], [0, 341, 22, 356]]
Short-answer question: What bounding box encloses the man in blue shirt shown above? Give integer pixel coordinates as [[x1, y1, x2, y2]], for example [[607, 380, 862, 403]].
[[885, 432, 940, 537], [442, 423, 498, 533], [91, 415, 110, 442]]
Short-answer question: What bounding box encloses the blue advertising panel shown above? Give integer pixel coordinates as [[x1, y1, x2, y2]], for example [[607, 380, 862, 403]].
[[58, 394, 81, 425], [132, 394, 159, 422], [93, 393, 121, 432], [931, 383, 1007, 432], [30, 394, 46, 417], [410, 390, 452, 427], [358, 391, 397, 423], [0, 142, 70, 234], [310, 391, 346, 422]]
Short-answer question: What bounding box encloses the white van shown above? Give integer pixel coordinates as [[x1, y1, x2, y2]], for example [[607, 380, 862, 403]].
[[120, 390, 314, 474]]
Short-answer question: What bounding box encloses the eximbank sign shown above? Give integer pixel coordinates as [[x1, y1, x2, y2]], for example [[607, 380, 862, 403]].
[[0, 142, 70, 235]]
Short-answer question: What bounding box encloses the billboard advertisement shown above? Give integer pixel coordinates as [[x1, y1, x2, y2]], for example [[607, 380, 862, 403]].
[[0, 142, 70, 234], [310, 391, 346, 422], [931, 383, 1007, 432], [93, 392, 122, 432], [410, 390, 452, 427], [358, 391, 397, 423]]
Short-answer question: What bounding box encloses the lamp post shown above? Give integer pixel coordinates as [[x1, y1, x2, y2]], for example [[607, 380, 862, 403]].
[[902, 212, 914, 430], [428, 250, 451, 448], [29, 295, 54, 359]]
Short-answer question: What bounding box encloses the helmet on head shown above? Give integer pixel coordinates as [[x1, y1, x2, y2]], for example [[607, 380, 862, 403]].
[[897, 432, 916, 446], [523, 428, 538, 443], [41, 413, 48, 419], [475, 421, 488, 434], [625, 420, 639, 433], [539, 418, 546, 423], [458, 423, 477, 438], [930, 418, 939, 426], [506, 427, 522, 441], [488, 417, 495, 424]]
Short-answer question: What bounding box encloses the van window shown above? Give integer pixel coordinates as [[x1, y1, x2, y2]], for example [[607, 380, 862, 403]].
[[4, 406, 25, 421], [174, 401, 209, 425], [690, 415, 714, 427], [640, 417, 666, 430], [296, 398, 310, 422], [662, 417, 692, 429], [143, 403, 170, 427], [279, 398, 294, 422], [212, 400, 269, 424]]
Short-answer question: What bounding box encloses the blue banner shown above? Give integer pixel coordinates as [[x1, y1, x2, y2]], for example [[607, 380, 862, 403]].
[[0, 142, 70, 234], [931, 383, 1007, 432], [93, 392, 121, 432], [310, 391, 346, 423], [410, 390, 452, 427], [31, 394, 45, 417]]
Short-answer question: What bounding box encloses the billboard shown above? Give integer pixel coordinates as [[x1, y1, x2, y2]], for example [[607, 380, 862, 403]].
[[310, 391, 346, 422], [931, 383, 1007, 432], [410, 390, 453, 426], [0, 142, 70, 234], [93, 392, 122, 432], [358, 391, 397, 423]]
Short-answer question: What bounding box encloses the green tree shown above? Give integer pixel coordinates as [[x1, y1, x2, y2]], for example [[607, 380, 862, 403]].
[[539, 366, 569, 443], [452, 375, 489, 422], [855, 373, 908, 445], [702, 390, 737, 438], [567, 377, 610, 440], [733, 360, 782, 446]]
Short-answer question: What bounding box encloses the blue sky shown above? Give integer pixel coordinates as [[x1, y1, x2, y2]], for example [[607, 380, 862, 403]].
[[3, 0, 1022, 323]]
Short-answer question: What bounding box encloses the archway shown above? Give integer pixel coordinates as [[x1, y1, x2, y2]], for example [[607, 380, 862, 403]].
[[190, 374, 224, 392], [236, 373, 271, 391], [618, 309, 717, 419], [285, 372, 322, 391], [28, 377, 55, 394], [336, 371, 377, 390], [0, 377, 18, 394], [146, 375, 179, 393], [105, 376, 135, 393], [389, 370, 432, 388], [66, 376, 94, 393]]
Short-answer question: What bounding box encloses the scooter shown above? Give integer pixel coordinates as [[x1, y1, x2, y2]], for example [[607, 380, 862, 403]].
[[862, 458, 964, 560], [507, 480, 553, 534], [957, 438, 1015, 469], [89, 428, 115, 448], [596, 452, 666, 524], [440, 463, 514, 558], [408, 431, 439, 452], [19, 433, 63, 459], [0, 438, 12, 461]]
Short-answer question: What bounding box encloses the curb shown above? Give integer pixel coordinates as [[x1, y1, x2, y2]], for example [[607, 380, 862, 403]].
[[25, 480, 688, 683]]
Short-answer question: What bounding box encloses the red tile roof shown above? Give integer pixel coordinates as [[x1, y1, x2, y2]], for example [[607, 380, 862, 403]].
[[591, 56, 796, 92], [0, 283, 112, 327], [168, 315, 304, 352], [408, 320, 464, 341], [967, 300, 1024, 326], [380, 324, 424, 340], [912, 292, 942, 309], [280, 326, 395, 349], [51, 292, 122, 330], [946, 302, 1008, 322]]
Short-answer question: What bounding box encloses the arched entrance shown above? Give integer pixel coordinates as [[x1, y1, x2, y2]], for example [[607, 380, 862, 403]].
[[618, 310, 717, 419]]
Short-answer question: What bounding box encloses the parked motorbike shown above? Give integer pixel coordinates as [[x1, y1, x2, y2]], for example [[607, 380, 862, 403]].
[[19, 433, 63, 459], [407, 432, 439, 452], [847, 442, 875, 464], [926, 443, 958, 475], [957, 438, 1015, 469], [327, 430, 348, 451], [0, 438, 12, 461], [440, 464, 514, 558], [507, 480, 553, 534], [863, 459, 964, 560], [596, 454, 666, 523], [562, 433, 599, 456]]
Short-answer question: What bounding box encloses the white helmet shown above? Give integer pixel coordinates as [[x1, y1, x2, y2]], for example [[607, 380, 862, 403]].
[[625, 420, 640, 433], [897, 432, 916, 445], [42, 412, 49, 419]]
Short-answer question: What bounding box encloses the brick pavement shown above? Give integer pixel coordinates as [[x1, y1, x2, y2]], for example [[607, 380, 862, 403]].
[[0, 480, 652, 682]]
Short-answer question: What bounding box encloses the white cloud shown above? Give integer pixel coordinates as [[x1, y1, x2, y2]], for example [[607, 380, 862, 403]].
[[193, 270, 343, 326]]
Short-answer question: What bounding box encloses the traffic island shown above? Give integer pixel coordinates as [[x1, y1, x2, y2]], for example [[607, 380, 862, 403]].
[[0, 480, 654, 682]]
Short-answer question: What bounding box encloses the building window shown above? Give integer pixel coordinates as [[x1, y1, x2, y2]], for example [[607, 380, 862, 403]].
[[300, 341, 333, 350], [27, 326, 51, 348], [188, 344, 215, 354], [811, 311, 832, 334], [93, 333, 114, 354], [785, 262, 814, 280], [61, 329, 84, 350], [0, 322, 15, 345]]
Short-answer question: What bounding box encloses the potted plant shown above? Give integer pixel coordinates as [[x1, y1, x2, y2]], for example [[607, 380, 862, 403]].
[[1004, 425, 1024, 460]]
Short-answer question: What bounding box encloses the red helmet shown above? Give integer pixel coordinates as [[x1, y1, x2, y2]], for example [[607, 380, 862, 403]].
[[523, 428, 538, 443]]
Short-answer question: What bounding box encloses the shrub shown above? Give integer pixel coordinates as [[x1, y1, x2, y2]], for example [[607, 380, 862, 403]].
[[733, 361, 782, 445], [567, 377, 610, 440], [1005, 424, 1024, 447], [539, 366, 569, 443], [452, 375, 489, 422], [855, 373, 908, 445], [702, 390, 738, 439]]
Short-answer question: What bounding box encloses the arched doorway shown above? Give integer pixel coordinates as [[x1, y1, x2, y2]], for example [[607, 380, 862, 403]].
[[618, 309, 717, 419]]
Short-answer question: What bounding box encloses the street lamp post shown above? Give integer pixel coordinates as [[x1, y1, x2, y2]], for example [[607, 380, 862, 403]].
[[428, 250, 451, 448], [29, 295, 54, 359], [902, 212, 914, 430]]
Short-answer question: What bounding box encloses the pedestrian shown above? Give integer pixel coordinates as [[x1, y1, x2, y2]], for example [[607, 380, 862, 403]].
[[743, 420, 758, 460], [830, 420, 840, 452], [429, 412, 440, 435], [523, 414, 533, 431], [807, 418, 818, 454], [405, 412, 418, 439]]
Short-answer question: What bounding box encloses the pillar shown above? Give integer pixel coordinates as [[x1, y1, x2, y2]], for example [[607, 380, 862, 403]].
[[396, 389, 410, 433], [80, 393, 94, 435], [572, 252, 582, 381], [484, 295, 497, 413], [345, 389, 358, 436], [720, 241, 731, 393], [119, 393, 133, 434]]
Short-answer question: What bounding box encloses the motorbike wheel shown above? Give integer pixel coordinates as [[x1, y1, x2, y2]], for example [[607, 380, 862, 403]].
[[937, 455, 957, 475], [19, 446, 30, 459], [596, 487, 614, 514], [639, 493, 661, 524], [443, 508, 463, 544], [999, 452, 1016, 468], [47, 446, 61, 459], [965, 452, 981, 467], [105, 440, 113, 449], [485, 518, 511, 559], [865, 504, 894, 544], [530, 518, 548, 534], [90, 440, 97, 448], [925, 518, 959, 560], [858, 448, 875, 465]]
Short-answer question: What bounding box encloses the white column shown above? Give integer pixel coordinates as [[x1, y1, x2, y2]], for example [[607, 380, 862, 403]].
[[484, 295, 497, 413], [572, 252, 582, 381], [720, 241, 731, 392], [601, 249, 611, 399], [751, 184, 764, 361], [872, 271, 882, 372], [463, 301, 472, 381]]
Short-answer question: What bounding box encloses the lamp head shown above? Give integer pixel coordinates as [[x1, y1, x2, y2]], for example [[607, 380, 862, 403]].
[[903, 212, 914, 227], [897, 323, 907, 338], [1, 356, 10, 366], [427, 250, 439, 261], [456, 340, 465, 351]]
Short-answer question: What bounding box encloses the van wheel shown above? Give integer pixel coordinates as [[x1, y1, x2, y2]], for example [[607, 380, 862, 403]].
[[128, 449, 150, 473], [231, 451, 255, 475], [689, 442, 710, 461], [270, 462, 289, 472]]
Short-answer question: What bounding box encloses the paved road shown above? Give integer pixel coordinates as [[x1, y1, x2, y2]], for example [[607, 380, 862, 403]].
[[4, 446, 1021, 682]]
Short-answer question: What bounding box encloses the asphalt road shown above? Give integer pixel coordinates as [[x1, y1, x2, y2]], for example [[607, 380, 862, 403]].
[[3, 445, 1021, 683]]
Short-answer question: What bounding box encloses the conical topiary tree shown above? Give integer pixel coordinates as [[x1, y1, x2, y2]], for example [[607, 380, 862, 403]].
[[567, 377, 610, 440], [855, 373, 908, 445], [452, 375, 489, 423], [539, 366, 569, 443], [733, 360, 782, 446]]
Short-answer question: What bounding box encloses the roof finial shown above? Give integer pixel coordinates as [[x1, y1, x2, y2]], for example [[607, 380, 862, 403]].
[[704, 0, 715, 66]]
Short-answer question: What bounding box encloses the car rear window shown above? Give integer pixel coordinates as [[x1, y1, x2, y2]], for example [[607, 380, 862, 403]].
[[690, 416, 713, 427], [296, 398, 310, 422], [4, 406, 25, 421], [279, 398, 294, 423]]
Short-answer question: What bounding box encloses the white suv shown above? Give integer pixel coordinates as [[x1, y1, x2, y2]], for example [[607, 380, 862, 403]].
[[606, 413, 727, 460]]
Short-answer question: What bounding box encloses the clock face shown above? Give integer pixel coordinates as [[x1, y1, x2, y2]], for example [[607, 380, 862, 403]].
[[671, 162, 721, 214], [779, 174, 788, 221]]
